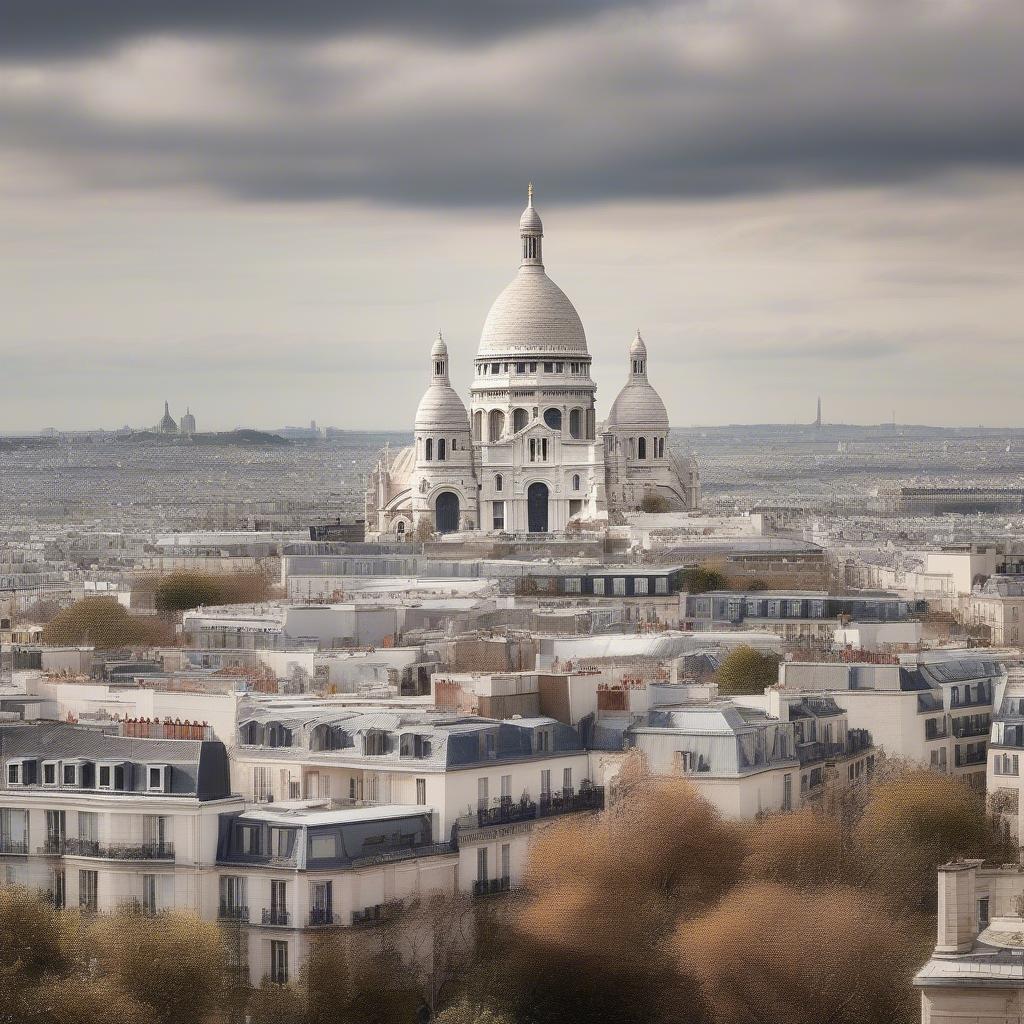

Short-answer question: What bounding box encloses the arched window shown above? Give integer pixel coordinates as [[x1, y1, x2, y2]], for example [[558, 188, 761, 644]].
[[543, 408, 562, 431], [451, 438, 457, 451], [495, 474, 503, 492], [512, 408, 529, 433], [572, 474, 581, 491], [437, 438, 446, 461], [638, 437, 647, 460], [396, 521, 406, 535], [488, 409, 505, 442], [629, 437, 636, 460], [473, 411, 483, 441], [569, 408, 582, 439], [425, 438, 433, 461], [586, 409, 595, 440]]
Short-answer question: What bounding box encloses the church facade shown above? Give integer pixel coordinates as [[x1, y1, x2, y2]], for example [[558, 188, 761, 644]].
[[364, 190, 699, 539]]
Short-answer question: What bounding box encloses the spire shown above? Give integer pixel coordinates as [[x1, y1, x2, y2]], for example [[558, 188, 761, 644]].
[[164, 400, 169, 416], [815, 396, 822, 428], [519, 184, 543, 267]]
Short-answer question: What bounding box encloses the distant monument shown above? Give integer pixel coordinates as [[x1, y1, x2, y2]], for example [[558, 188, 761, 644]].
[[815, 396, 822, 429], [158, 401, 178, 435]]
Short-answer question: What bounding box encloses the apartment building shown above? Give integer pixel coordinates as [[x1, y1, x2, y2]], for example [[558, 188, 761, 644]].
[[0, 721, 242, 914], [964, 575, 1024, 646], [769, 655, 1002, 791]]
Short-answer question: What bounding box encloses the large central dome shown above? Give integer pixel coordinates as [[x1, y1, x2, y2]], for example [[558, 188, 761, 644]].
[[478, 267, 588, 357], [477, 190, 588, 358]]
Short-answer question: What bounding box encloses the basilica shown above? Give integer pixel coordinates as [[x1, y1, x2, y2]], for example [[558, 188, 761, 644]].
[[364, 189, 699, 539]]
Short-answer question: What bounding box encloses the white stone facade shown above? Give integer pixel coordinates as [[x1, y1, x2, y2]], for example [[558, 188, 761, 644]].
[[365, 190, 699, 539]]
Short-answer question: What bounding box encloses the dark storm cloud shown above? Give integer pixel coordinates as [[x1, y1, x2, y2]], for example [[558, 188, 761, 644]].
[[3, 0, 662, 58], [1, 0, 1023, 206]]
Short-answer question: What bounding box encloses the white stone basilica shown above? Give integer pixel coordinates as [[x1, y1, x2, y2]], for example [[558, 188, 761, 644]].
[[365, 189, 699, 539]]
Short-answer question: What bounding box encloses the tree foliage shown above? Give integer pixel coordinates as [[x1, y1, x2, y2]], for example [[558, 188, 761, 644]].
[[89, 909, 225, 1024], [40, 598, 174, 649], [639, 492, 671, 513], [713, 644, 781, 695], [153, 570, 270, 613], [680, 565, 729, 594]]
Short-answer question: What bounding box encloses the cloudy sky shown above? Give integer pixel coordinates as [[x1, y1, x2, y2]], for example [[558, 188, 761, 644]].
[[2, 0, 1022, 431]]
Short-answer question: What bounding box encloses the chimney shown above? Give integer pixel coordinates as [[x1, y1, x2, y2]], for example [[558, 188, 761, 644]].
[[935, 860, 983, 954]]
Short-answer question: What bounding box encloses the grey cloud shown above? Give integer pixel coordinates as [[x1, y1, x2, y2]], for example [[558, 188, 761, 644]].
[[1, 1, 1022, 207], [3, 0, 662, 59]]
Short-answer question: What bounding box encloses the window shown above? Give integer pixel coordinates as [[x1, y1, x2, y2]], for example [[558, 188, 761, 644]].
[[63, 762, 80, 786], [437, 438, 446, 460], [309, 834, 337, 860], [478, 777, 489, 811], [270, 828, 295, 860], [146, 765, 168, 792], [501, 842, 511, 881], [593, 578, 605, 595], [98, 765, 111, 789], [6, 761, 23, 786], [540, 770, 551, 797], [42, 761, 57, 786], [634, 577, 649, 595], [562, 767, 572, 795], [494, 473, 503, 492], [613, 577, 626, 596], [565, 577, 582, 594], [143, 815, 166, 851], [637, 437, 647, 460], [270, 940, 289, 985], [512, 408, 529, 432], [655, 577, 668, 595], [241, 825, 261, 855], [416, 778, 426, 805], [488, 409, 505, 442], [782, 774, 792, 811], [492, 501, 505, 531], [543, 408, 562, 431], [979, 897, 990, 927], [544, 362, 554, 373], [79, 870, 98, 912], [569, 409, 582, 439], [425, 438, 432, 461], [78, 811, 98, 844], [491, 362, 500, 374], [476, 847, 488, 883], [572, 473, 581, 491], [501, 774, 511, 799], [221, 875, 246, 913], [46, 810, 65, 852]]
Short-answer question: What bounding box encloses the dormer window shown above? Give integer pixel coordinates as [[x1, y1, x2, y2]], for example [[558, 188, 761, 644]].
[[97, 762, 128, 791], [42, 761, 58, 787], [147, 765, 170, 793], [6, 760, 25, 786], [62, 761, 84, 788]]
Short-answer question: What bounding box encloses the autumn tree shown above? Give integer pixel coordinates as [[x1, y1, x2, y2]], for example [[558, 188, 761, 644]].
[[89, 909, 225, 1024], [41, 598, 173, 649], [741, 807, 846, 887], [853, 767, 1011, 911], [674, 882, 927, 1024], [714, 644, 781, 695], [153, 570, 270, 613], [21, 976, 156, 1024], [639, 492, 671, 513], [434, 1000, 516, 1024]]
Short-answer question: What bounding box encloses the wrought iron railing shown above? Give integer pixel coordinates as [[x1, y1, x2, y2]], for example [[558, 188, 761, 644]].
[[472, 876, 511, 898], [261, 908, 290, 927], [218, 902, 250, 922]]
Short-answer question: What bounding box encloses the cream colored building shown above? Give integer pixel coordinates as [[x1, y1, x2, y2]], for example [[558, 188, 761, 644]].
[[916, 859, 1024, 1023]]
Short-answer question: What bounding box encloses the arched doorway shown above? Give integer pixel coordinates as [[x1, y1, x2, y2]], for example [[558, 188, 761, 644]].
[[435, 492, 460, 534], [527, 482, 549, 533]]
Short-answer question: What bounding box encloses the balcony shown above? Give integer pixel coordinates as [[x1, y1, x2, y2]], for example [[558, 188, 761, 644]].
[[261, 908, 290, 927], [57, 839, 175, 861], [472, 876, 511, 899], [475, 797, 538, 828], [955, 749, 988, 768], [0, 839, 29, 856], [218, 902, 250, 923], [350, 900, 402, 929], [538, 786, 605, 818], [952, 722, 991, 740], [116, 899, 158, 916], [307, 908, 336, 928]]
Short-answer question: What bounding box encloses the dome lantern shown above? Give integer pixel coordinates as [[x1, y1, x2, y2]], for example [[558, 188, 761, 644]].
[[519, 182, 543, 267]]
